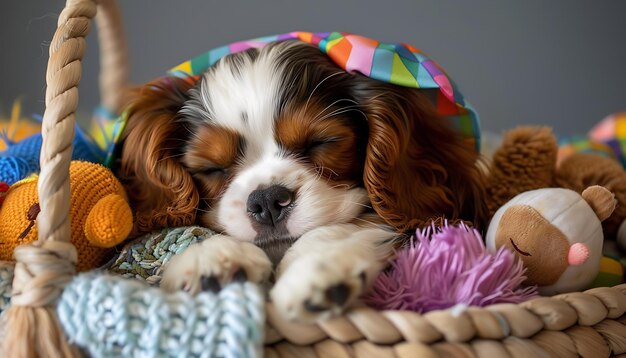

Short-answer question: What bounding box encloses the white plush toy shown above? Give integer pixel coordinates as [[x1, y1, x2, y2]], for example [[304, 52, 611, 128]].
[[486, 186, 616, 295]]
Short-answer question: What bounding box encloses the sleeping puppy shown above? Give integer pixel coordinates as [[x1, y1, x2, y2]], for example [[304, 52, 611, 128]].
[[118, 41, 486, 321]]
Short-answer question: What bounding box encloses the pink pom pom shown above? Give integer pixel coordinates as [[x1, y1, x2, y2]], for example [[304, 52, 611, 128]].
[[568, 243, 590, 266], [363, 222, 537, 313]]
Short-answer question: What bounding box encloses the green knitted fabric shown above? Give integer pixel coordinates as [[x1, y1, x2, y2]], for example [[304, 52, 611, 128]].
[[107, 226, 216, 284], [0, 262, 13, 313]]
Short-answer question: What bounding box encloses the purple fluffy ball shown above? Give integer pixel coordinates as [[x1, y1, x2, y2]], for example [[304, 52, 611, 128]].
[[363, 223, 537, 313]]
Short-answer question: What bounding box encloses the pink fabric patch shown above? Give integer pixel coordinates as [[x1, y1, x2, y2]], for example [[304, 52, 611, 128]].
[[229, 40, 263, 53], [434, 74, 453, 100], [343, 34, 376, 76]]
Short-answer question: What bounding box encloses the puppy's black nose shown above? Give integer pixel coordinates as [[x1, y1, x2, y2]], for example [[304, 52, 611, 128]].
[[247, 185, 293, 226]]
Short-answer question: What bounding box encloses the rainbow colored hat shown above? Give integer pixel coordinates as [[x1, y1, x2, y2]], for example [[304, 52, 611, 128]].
[[97, 32, 480, 165]]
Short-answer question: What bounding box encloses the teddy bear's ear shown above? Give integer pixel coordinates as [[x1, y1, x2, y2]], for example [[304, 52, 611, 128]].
[[484, 126, 557, 218], [582, 185, 617, 222]]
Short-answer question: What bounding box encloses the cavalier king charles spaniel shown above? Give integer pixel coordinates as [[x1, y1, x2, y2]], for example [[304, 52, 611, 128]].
[[118, 40, 486, 321]]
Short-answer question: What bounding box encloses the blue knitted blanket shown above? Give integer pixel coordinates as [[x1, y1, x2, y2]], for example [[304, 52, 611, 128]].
[[0, 227, 265, 358], [58, 274, 264, 358]]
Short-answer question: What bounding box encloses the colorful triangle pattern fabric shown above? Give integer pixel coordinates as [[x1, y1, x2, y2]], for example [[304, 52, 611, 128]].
[[169, 31, 480, 151], [97, 31, 481, 166]]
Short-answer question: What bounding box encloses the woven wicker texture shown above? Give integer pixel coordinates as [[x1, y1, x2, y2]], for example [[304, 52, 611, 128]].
[[264, 284, 626, 357], [2, 0, 626, 356], [2, 228, 625, 356]]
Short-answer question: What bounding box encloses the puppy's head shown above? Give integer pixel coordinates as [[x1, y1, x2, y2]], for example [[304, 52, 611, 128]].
[[120, 41, 486, 245]]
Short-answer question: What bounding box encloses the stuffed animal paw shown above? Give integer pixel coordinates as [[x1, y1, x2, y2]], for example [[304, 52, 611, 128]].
[[0, 161, 133, 271]]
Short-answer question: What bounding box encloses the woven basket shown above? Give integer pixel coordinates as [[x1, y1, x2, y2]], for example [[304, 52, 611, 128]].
[[3, 0, 626, 356]]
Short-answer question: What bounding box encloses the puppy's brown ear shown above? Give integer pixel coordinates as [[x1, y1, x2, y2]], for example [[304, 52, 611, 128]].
[[355, 79, 487, 231], [119, 77, 199, 233]]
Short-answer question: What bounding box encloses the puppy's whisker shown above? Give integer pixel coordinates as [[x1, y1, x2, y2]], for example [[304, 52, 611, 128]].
[[157, 146, 185, 153], [183, 124, 213, 149], [315, 199, 373, 210], [314, 166, 327, 182], [315, 105, 359, 120], [329, 183, 351, 190], [351, 217, 380, 227], [317, 107, 366, 122], [312, 98, 358, 122], [326, 167, 339, 177], [157, 153, 187, 162], [304, 71, 344, 112]]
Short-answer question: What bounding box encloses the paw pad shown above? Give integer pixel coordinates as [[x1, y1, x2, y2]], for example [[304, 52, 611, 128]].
[[325, 283, 350, 306], [200, 275, 221, 292]]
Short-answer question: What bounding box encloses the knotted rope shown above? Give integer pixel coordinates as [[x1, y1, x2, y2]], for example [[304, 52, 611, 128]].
[[1, 0, 122, 356]]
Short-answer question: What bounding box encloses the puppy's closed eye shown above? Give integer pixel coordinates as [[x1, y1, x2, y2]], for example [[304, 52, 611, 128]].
[[183, 124, 242, 172], [304, 137, 340, 154], [200, 166, 227, 177]]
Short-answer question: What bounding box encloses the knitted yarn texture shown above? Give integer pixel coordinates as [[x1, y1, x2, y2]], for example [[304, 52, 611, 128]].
[[0, 161, 132, 271], [0, 262, 13, 313], [0, 132, 102, 185], [108, 226, 216, 285], [0, 226, 263, 358], [57, 274, 264, 358]]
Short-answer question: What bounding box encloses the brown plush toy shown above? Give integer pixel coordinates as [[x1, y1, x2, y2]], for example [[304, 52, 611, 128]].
[[485, 127, 626, 243], [486, 185, 616, 295]]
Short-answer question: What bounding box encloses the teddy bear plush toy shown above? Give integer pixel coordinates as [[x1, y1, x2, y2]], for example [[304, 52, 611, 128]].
[[0, 161, 133, 271], [484, 127, 626, 294], [485, 127, 626, 245], [486, 185, 616, 295]]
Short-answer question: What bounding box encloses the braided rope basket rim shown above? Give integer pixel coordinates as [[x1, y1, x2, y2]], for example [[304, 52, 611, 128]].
[[3, 0, 626, 356]]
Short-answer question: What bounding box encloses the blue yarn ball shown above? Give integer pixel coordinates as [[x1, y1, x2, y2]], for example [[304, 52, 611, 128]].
[[0, 156, 32, 185]]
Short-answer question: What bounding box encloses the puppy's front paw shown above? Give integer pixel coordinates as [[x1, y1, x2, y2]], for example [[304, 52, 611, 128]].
[[270, 252, 374, 322], [161, 235, 272, 294]]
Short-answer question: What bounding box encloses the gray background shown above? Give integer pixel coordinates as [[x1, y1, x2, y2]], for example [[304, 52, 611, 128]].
[[1, 0, 625, 136]]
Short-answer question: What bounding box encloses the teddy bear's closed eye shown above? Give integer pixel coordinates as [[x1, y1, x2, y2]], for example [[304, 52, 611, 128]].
[[509, 238, 531, 256]]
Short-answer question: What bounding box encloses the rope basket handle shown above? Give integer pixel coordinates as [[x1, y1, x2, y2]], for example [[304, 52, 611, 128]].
[[3, 0, 127, 356], [2, 1, 625, 357]]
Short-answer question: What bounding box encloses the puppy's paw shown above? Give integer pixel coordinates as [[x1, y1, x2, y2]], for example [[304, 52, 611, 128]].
[[160, 235, 272, 294], [270, 252, 375, 322]]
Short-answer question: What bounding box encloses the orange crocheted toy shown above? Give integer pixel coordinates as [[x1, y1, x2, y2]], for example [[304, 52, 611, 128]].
[[0, 161, 133, 271]]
